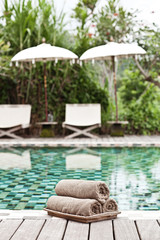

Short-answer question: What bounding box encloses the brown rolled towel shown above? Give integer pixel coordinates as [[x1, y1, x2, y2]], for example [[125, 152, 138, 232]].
[[103, 198, 118, 212], [55, 179, 109, 204], [47, 195, 102, 216]]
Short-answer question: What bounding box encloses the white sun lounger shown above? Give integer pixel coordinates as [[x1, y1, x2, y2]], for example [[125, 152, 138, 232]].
[[0, 104, 31, 139], [62, 104, 101, 138]]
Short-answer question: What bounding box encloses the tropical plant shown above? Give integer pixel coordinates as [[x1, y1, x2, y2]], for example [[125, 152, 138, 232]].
[[134, 24, 160, 89], [119, 69, 160, 134], [95, 0, 137, 44]]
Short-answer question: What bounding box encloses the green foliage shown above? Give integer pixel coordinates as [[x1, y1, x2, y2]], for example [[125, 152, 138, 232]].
[[40, 128, 55, 137], [0, 39, 17, 103], [1, 0, 160, 135], [135, 25, 160, 77], [48, 64, 109, 125], [96, 0, 137, 43], [73, 2, 88, 27], [72, 0, 98, 55], [2, 0, 37, 51], [82, 0, 97, 12], [120, 69, 147, 101], [119, 69, 160, 134]]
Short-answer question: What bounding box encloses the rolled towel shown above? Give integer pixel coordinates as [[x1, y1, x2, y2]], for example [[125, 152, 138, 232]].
[[55, 179, 109, 204], [47, 195, 102, 216], [103, 198, 118, 212]]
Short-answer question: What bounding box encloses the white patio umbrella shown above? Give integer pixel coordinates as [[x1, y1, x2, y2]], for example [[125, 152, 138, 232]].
[[80, 42, 146, 122], [11, 42, 78, 121]]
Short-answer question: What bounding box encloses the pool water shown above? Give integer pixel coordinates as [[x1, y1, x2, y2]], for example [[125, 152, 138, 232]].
[[0, 147, 159, 210]]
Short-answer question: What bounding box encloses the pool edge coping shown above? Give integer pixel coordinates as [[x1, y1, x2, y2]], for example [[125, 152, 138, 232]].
[[0, 210, 159, 220], [0, 137, 160, 148]]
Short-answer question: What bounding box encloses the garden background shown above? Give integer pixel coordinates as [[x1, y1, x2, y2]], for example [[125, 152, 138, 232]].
[[0, 0, 160, 135]]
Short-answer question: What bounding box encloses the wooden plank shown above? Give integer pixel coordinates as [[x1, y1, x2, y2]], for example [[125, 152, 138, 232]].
[[0, 219, 22, 240], [114, 219, 140, 240], [11, 219, 45, 240], [90, 220, 114, 240], [136, 220, 160, 240], [37, 218, 67, 240], [63, 220, 89, 240]]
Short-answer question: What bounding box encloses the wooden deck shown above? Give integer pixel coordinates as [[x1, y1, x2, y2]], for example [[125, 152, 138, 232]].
[[0, 217, 160, 240]]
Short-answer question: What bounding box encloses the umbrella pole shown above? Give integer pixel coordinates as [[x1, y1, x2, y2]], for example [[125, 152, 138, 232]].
[[44, 62, 48, 122], [112, 56, 118, 122]]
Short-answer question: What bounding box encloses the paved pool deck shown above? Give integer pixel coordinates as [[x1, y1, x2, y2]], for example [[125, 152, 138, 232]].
[[0, 135, 160, 147]]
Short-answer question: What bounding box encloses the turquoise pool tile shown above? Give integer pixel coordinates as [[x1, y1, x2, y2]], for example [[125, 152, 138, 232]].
[[21, 197, 30, 202], [5, 188, 13, 191], [24, 194, 32, 197], [5, 197, 13, 200], [18, 189, 28, 193], [14, 195, 25, 200], [25, 202, 36, 207], [10, 200, 19, 204], [34, 205, 44, 210], [33, 192, 42, 195], [37, 199, 47, 203], [0, 203, 8, 209], [24, 183, 33, 186], [45, 186, 54, 190], [14, 185, 24, 189], [15, 202, 27, 210], [0, 192, 9, 199], [43, 190, 53, 194], [40, 194, 50, 198], [29, 199, 38, 203], [0, 185, 9, 189]]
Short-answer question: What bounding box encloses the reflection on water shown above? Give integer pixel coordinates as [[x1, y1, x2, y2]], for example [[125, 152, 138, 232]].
[[64, 148, 101, 170], [0, 147, 159, 210], [0, 149, 31, 169]]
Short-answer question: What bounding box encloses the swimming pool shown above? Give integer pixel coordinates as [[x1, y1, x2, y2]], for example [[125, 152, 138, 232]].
[[0, 147, 159, 210]]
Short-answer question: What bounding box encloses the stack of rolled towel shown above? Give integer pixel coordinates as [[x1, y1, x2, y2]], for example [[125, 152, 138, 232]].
[[46, 179, 118, 216]]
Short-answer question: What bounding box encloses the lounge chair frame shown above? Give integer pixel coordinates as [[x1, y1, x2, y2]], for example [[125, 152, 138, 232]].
[[62, 104, 101, 139], [0, 105, 31, 139]]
